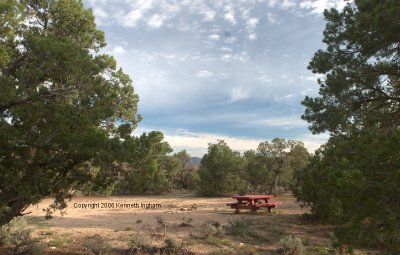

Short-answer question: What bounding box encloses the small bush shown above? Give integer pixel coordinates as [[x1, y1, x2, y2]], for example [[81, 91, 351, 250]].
[[203, 221, 223, 238], [165, 236, 180, 249], [278, 235, 304, 255], [0, 216, 33, 253], [83, 235, 111, 255], [125, 225, 133, 231], [136, 219, 142, 224], [48, 237, 70, 248], [130, 232, 153, 251], [163, 236, 194, 255], [226, 218, 254, 237]]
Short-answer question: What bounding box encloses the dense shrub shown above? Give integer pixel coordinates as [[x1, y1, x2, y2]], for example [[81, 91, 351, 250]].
[[203, 221, 223, 238], [0, 217, 43, 254], [294, 130, 400, 253], [278, 235, 304, 255], [226, 218, 254, 237]]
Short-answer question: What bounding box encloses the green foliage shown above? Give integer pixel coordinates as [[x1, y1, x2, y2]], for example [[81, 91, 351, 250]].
[[226, 218, 254, 237], [0, 217, 34, 254], [163, 236, 193, 255], [170, 150, 199, 190], [295, 130, 400, 252], [302, 0, 400, 135], [129, 232, 153, 251], [164, 236, 180, 249], [278, 235, 304, 255], [0, 0, 142, 225], [115, 131, 172, 195], [198, 140, 247, 196], [198, 139, 309, 196], [256, 139, 309, 194], [243, 150, 271, 193], [296, 0, 400, 253], [47, 237, 70, 248], [202, 221, 223, 238]]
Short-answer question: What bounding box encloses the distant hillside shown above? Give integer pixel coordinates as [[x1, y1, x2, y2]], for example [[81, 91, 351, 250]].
[[189, 157, 201, 167]]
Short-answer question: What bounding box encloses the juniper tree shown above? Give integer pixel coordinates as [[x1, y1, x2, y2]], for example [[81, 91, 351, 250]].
[[0, 0, 141, 224]]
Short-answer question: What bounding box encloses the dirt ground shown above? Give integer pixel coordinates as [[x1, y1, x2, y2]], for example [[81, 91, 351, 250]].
[[6, 192, 379, 254]]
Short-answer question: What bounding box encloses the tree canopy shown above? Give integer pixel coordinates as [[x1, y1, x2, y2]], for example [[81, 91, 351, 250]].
[[302, 0, 400, 135], [198, 140, 247, 196], [198, 139, 309, 196], [296, 0, 400, 252], [0, 0, 141, 225]]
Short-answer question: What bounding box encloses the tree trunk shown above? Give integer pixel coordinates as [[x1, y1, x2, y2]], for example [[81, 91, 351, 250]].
[[269, 171, 280, 195], [0, 193, 29, 226], [269, 158, 284, 195]]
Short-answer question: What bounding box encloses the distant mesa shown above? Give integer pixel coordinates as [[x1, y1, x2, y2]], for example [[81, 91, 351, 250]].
[[189, 157, 201, 167]]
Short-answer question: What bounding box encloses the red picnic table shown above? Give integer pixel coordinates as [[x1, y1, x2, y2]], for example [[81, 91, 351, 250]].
[[226, 195, 281, 213]]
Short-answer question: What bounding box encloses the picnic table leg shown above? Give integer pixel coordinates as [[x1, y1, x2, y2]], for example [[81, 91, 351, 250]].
[[235, 205, 240, 214]]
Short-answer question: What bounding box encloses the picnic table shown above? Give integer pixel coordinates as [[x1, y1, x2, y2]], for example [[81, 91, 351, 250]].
[[226, 195, 281, 213]]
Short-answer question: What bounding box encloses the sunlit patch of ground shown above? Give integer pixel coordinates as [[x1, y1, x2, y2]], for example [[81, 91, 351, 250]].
[[0, 192, 379, 254]]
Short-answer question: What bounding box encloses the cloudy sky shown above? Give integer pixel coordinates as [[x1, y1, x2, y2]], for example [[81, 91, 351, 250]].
[[83, 0, 348, 157]]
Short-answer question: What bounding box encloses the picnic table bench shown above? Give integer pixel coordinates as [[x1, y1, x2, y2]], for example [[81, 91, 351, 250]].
[[226, 195, 281, 213]]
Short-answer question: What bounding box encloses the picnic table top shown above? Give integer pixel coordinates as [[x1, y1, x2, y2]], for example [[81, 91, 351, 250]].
[[232, 195, 274, 200]]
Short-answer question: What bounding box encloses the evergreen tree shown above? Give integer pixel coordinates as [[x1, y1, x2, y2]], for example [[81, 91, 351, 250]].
[[0, 0, 141, 224], [198, 140, 246, 196], [297, 0, 400, 252]]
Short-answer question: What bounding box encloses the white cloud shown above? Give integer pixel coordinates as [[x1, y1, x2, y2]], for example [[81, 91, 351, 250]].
[[202, 9, 216, 21], [246, 17, 259, 30], [298, 133, 330, 153], [245, 17, 259, 39], [196, 70, 214, 78], [120, 9, 143, 27], [113, 46, 125, 54], [230, 87, 250, 102], [93, 7, 108, 19], [299, 0, 351, 14], [220, 47, 233, 52], [220, 51, 249, 63], [147, 14, 167, 29], [223, 6, 237, 25], [299, 73, 324, 82], [267, 12, 280, 24], [135, 0, 154, 11], [208, 34, 220, 40], [163, 129, 262, 157], [224, 13, 236, 24], [116, 0, 155, 27], [249, 34, 257, 40], [268, 0, 278, 7], [281, 0, 296, 9]]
